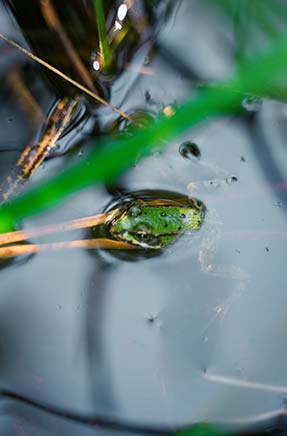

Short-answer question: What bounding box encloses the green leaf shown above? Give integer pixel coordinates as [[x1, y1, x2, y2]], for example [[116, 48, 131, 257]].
[[93, 0, 112, 69], [175, 422, 229, 436]]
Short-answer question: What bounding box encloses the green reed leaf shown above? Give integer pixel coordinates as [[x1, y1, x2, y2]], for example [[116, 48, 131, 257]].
[[93, 0, 113, 69]]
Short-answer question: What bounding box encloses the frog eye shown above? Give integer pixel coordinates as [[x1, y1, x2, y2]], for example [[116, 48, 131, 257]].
[[134, 224, 159, 246], [129, 206, 142, 217], [135, 232, 160, 246]]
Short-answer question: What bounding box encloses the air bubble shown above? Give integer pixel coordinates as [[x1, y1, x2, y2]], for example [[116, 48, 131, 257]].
[[179, 141, 201, 160], [226, 176, 238, 185], [109, 111, 154, 136]]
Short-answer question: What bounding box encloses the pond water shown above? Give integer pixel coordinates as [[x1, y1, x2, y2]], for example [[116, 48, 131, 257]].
[[0, 1, 287, 435]]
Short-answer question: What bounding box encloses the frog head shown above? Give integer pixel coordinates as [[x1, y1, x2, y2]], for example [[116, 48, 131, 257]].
[[107, 196, 206, 249]]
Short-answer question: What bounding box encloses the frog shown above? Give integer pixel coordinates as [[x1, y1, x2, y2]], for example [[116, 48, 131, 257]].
[[105, 191, 206, 249]]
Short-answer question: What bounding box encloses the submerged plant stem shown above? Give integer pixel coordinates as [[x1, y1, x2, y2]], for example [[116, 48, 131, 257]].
[[0, 213, 108, 246], [0, 97, 80, 202], [0, 238, 136, 258]]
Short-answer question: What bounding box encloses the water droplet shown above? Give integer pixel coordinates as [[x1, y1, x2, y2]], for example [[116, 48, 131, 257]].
[[115, 20, 123, 30], [235, 249, 240, 254], [7, 116, 13, 123], [214, 304, 223, 314], [179, 141, 201, 160], [276, 201, 283, 208], [226, 175, 238, 185], [242, 96, 262, 112], [145, 313, 158, 323], [240, 155, 246, 163], [180, 213, 186, 219], [92, 60, 101, 71], [160, 211, 167, 217], [117, 3, 128, 21], [265, 247, 270, 252], [144, 55, 150, 65]]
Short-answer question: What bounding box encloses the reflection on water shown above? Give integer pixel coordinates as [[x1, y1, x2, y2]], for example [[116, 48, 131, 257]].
[[0, 0, 287, 435]]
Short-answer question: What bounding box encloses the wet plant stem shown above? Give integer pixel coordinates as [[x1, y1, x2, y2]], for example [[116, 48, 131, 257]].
[[0, 211, 137, 258], [0, 33, 129, 119], [0, 238, 135, 259], [0, 213, 108, 246], [94, 0, 113, 69]]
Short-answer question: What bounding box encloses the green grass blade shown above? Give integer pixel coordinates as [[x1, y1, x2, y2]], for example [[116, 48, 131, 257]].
[[93, 0, 112, 69]]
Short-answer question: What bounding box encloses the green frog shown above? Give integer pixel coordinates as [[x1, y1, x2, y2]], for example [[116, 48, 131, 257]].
[[105, 192, 206, 249]]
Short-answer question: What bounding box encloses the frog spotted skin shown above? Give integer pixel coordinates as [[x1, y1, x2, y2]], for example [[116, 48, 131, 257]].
[[109, 198, 206, 249]]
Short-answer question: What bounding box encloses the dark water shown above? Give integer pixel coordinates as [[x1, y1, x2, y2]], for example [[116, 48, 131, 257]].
[[0, 1, 287, 435]]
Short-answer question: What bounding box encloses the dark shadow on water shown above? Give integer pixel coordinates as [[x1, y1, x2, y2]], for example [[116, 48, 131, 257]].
[[84, 252, 118, 415]]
